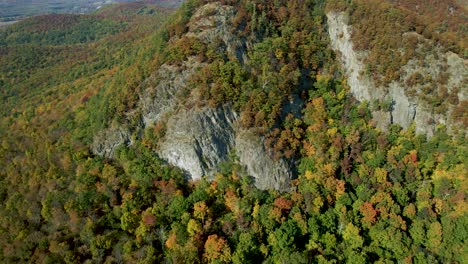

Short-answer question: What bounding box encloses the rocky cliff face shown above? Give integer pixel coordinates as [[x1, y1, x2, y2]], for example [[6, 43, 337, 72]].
[[156, 105, 293, 190], [327, 12, 467, 136], [235, 129, 293, 191], [186, 2, 247, 64], [92, 2, 293, 190], [327, 12, 377, 102], [140, 2, 246, 127], [92, 126, 132, 158], [158, 105, 238, 179], [139, 57, 202, 127]]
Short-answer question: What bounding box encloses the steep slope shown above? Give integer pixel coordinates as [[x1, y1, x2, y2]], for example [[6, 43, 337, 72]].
[[327, 12, 467, 135], [93, 1, 295, 190], [327, 0, 467, 136]]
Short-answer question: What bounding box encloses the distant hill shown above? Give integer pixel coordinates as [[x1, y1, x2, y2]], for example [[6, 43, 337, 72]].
[[0, 0, 184, 21]]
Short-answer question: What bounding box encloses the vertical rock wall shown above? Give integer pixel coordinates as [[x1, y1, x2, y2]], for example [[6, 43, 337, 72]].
[[327, 11, 467, 137]]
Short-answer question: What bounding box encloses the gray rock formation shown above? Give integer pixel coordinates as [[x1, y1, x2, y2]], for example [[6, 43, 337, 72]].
[[139, 57, 202, 127], [388, 84, 416, 129], [157, 105, 293, 190], [327, 11, 467, 137], [235, 129, 293, 191], [92, 126, 131, 158], [92, 2, 293, 190], [327, 12, 376, 102], [158, 105, 238, 179], [186, 2, 247, 63], [139, 2, 246, 128]]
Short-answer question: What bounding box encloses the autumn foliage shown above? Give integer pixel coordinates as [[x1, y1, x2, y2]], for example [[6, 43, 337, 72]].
[[0, 0, 466, 263]]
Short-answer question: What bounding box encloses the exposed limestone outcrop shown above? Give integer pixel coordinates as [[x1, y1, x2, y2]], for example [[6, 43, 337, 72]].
[[327, 12, 467, 137], [446, 52, 467, 101], [388, 84, 416, 129], [139, 2, 246, 128]]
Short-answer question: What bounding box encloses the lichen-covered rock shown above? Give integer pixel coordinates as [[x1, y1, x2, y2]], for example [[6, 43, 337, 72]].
[[158, 105, 238, 179], [186, 2, 247, 63], [235, 129, 293, 191], [388, 83, 416, 129], [139, 57, 202, 127], [92, 126, 131, 158]]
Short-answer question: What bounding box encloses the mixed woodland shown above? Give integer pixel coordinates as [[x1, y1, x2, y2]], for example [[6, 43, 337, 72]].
[[0, 0, 466, 263]]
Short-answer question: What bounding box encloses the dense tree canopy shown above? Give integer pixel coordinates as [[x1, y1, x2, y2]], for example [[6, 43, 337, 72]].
[[0, 0, 466, 263]]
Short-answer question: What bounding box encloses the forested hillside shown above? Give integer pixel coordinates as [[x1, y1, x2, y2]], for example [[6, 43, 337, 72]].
[[0, 0, 185, 22], [0, 0, 466, 263]]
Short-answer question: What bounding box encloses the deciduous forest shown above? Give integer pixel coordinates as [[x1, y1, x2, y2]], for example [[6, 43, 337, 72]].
[[0, 0, 466, 263]]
